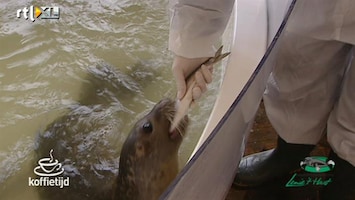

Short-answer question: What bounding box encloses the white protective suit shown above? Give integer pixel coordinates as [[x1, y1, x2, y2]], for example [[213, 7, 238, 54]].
[[169, 0, 355, 166]]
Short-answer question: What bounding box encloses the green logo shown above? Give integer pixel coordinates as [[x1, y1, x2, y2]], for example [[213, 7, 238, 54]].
[[300, 156, 335, 173], [285, 156, 335, 188]]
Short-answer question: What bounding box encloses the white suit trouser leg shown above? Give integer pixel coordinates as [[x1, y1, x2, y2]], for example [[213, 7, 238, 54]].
[[263, 32, 355, 166], [263, 0, 355, 166], [327, 49, 355, 166], [264, 30, 352, 144]]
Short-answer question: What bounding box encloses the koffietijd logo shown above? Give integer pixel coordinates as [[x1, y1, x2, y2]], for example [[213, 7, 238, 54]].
[[29, 149, 69, 188], [285, 156, 335, 188], [17, 6, 60, 22]]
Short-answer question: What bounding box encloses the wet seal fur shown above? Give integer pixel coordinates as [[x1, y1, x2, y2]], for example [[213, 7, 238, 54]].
[[113, 98, 188, 200]]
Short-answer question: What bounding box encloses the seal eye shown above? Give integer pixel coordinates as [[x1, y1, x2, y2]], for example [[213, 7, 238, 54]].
[[142, 122, 153, 133]]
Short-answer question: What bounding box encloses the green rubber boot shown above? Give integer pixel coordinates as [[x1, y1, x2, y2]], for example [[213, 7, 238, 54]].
[[234, 137, 315, 187]]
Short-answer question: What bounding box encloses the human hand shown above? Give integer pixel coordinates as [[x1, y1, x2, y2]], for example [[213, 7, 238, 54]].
[[172, 55, 213, 101]]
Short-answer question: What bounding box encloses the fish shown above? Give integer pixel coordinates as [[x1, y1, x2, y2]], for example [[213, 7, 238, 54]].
[[170, 46, 230, 132]]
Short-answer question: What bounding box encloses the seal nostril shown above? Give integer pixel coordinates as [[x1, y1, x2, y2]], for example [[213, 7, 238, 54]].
[[142, 122, 153, 133]]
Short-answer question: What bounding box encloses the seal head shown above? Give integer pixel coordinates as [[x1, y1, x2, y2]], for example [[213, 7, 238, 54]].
[[113, 98, 189, 200]]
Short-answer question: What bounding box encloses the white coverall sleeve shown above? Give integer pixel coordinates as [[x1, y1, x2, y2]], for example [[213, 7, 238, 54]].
[[168, 0, 235, 58]]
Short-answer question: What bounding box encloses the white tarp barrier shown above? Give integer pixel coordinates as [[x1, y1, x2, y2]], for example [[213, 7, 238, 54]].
[[160, 0, 296, 199]]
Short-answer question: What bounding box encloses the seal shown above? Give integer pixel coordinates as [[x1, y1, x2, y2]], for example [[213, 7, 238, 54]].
[[112, 98, 189, 200], [34, 64, 188, 200], [35, 98, 188, 200]]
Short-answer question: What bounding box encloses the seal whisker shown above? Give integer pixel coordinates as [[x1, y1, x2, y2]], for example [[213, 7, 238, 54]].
[[176, 126, 184, 137], [165, 88, 175, 100], [166, 109, 187, 138], [161, 103, 186, 138]]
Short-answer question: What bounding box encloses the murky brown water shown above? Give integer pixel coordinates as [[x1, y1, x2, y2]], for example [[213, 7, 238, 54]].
[[0, 0, 222, 199]]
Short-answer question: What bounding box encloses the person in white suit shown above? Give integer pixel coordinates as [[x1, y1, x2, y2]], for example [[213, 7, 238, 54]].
[[169, 0, 355, 199]]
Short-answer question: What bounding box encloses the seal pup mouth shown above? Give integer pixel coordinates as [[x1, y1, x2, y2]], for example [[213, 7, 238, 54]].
[[169, 129, 180, 140], [159, 99, 189, 140]]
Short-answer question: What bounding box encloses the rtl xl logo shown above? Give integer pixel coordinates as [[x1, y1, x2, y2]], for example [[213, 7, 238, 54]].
[[17, 6, 60, 22]]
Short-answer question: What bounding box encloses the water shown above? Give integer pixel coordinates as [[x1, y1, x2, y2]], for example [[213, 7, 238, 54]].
[[0, 0, 223, 199]]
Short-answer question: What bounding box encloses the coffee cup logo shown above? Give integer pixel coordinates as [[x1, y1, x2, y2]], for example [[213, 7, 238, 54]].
[[34, 149, 64, 177]]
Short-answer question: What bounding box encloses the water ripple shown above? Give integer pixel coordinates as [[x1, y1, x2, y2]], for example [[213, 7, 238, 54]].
[[1, 81, 49, 92], [0, 137, 35, 183]]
